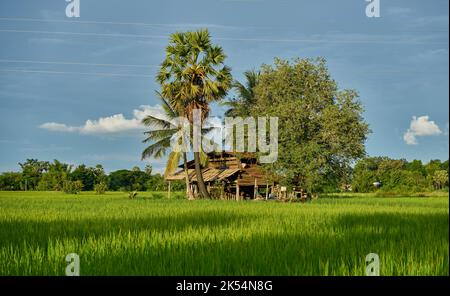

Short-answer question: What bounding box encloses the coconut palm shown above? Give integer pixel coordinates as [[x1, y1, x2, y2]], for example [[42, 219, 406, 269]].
[[141, 93, 193, 199], [223, 70, 260, 117], [141, 92, 214, 199], [157, 29, 232, 199]]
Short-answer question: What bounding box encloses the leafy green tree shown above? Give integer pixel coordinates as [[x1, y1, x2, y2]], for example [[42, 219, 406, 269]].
[[63, 180, 83, 194], [131, 169, 150, 191], [108, 170, 133, 191], [404, 159, 426, 176], [70, 164, 97, 191], [0, 172, 23, 190], [38, 160, 73, 191], [352, 157, 448, 193], [352, 157, 385, 192], [157, 29, 232, 199], [145, 173, 166, 191], [19, 159, 49, 190], [377, 159, 406, 190], [424, 160, 443, 189], [433, 170, 449, 190], [94, 182, 108, 194], [425, 160, 442, 178], [440, 160, 449, 174], [93, 164, 108, 184], [108, 169, 150, 191], [249, 58, 370, 192]]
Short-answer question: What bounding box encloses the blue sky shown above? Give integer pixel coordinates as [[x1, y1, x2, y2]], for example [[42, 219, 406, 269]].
[[0, 0, 448, 173]]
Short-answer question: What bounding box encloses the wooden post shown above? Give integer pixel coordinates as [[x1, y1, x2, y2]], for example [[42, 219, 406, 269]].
[[253, 178, 257, 199], [168, 181, 171, 199], [236, 181, 240, 201], [266, 183, 269, 200]]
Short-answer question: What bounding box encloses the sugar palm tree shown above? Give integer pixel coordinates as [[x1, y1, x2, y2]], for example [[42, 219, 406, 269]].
[[157, 29, 232, 199], [223, 70, 260, 117]]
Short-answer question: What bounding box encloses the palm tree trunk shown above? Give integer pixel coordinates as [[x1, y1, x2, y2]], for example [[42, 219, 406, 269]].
[[183, 152, 194, 199], [194, 151, 210, 199]]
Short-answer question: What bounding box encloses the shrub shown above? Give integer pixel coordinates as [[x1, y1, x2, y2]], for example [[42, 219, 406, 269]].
[[37, 180, 51, 191], [94, 182, 108, 194], [128, 191, 138, 199], [151, 193, 164, 199], [63, 180, 83, 194]]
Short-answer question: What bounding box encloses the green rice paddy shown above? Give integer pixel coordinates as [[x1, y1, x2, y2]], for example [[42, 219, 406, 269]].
[[0, 191, 448, 275]]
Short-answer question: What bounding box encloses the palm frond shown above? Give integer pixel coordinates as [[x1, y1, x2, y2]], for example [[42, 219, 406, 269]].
[[141, 137, 172, 160], [164, 151, 181, 178], [142, 128, 178, 143]]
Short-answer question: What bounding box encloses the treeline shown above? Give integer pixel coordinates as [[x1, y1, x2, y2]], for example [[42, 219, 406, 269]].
[[0, 159, 184, 192], [352, 157, 449, 193], [0, 157, 448, 194]]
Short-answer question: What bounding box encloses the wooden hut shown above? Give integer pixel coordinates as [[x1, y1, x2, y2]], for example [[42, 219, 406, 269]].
[[165, 151, 277, 200]]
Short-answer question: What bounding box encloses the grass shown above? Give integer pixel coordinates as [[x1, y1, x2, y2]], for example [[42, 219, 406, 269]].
[[0, 191, 448, 276]]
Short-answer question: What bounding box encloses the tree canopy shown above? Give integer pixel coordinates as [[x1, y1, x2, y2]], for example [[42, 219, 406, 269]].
[[237, 57, 370, 192]]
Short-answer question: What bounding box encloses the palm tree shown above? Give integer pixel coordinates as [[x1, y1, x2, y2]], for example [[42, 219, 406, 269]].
[[157, 29, 232, 199], [141, 93, 193, 199], [141, 93, 214, 199], [223, 70, 260, 117]]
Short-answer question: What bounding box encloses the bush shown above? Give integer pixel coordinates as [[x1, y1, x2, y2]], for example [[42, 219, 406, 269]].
[[63, 180, 83, 194], [94, 182, 108, 194], [151, 193, 164, 199], [37, 180, 51, 191], [128, 191, 138, 199]]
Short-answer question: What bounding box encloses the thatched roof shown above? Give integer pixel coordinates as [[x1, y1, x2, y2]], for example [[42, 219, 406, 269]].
[[165, 151, 277, 186], [165, 168, 240, 182]]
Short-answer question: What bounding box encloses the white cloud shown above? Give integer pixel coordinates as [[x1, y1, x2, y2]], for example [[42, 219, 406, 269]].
[[403, 115, 442, 145], [39, 122, 80, 132], [403, 130, 418, 145], [409, 115, 442, 136], [40, 105, 166, 135]]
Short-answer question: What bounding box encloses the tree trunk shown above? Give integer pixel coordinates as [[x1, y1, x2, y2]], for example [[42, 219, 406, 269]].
[[194, 151, 210, 199], [183, 152, 194, 200]]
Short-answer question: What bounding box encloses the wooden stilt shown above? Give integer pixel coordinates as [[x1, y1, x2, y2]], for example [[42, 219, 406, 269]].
[[168, 181, 171, 199], [236, 181, 240, 201]]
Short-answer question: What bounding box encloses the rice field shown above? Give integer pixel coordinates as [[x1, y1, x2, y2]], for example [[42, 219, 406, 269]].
[[0, 191, 448, 275]]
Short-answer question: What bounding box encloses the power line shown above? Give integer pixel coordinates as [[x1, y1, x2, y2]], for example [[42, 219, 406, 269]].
[[0, 59, 159, 68], [0, 68, 153, 78], [0, 29, 447, 44], [0, 17, 447, 33], [0, 17, 228, 29], [0, 29, 168, 39], [1, 67, 445, 79]]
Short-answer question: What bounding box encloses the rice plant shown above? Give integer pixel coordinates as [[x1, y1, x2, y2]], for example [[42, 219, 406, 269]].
[[0, 191, 448, 275]]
